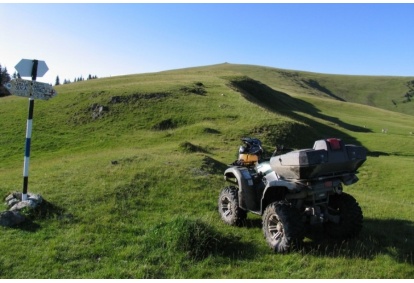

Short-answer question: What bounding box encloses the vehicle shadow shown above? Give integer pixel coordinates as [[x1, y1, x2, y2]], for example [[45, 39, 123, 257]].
[[243, 217, 262, 229], [301, 218, 414, 265], [239, 216, 413, 265]]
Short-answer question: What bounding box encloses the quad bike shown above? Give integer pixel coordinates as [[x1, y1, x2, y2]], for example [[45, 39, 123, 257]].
[[218, 137, 366, 253]]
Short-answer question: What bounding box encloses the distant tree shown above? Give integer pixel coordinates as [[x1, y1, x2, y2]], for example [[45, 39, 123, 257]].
[[12, 71, 21, 79], [0, 64, 11, 97], [87, 74, 99, 80], [0, 64, 11, 86], [10, 71, 21, 79], [69, 74, 98, 83], [55, 76, 60, 86]]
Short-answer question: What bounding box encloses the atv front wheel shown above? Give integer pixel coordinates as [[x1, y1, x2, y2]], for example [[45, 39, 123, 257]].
[[324, 192, 363, 239], [262, 201, 304, 253], [218, 186, 247, 226]]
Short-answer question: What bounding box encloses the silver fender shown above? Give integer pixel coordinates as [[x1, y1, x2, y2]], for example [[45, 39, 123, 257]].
[[224, 166, 257, 211], [259, 179, 302, 213]]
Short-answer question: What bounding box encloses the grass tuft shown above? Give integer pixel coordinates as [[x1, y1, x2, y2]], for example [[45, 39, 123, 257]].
[[143, 217, 226, 261], [179, 141, 208, 153]]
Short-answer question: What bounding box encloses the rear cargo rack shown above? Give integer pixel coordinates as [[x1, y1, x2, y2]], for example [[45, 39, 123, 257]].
[[270, 138, 366, 180]]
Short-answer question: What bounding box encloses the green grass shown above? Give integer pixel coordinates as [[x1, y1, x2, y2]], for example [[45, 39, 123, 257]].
[[206, 63, 414, 116], [0, 64, 413, 278]]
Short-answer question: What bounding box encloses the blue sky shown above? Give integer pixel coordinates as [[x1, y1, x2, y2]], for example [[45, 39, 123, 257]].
[[1, 3, 414, 84]]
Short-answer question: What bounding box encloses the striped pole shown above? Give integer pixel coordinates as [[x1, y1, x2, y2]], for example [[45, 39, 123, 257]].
[[22, 97, 34, 201], [22, 60, 38, 201]]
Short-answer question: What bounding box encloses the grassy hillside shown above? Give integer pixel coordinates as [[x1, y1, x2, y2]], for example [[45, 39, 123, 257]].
[[0, 64, 413, 279], [197, 63, 414, 116]]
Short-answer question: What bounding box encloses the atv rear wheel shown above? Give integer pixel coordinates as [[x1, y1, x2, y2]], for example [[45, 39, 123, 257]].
[[324, 192, 363, 239], [218, 186, 247, 226], [262, 201, 304, 253]]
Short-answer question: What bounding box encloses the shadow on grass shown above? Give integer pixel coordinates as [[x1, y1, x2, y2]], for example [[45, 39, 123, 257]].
[[12, 219, 41, 232], [179, 141, 210, 154], [236, 215, 413, 265], [302, 218, 414, 265], [243, 217, 262, 229], [367, 151, 390, 157], [228, 76, 371, 148], [12, 199, 74, 232], [200, 155, 228, 175]]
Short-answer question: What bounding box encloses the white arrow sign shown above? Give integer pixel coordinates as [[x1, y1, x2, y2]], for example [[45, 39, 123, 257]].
[[15, 59, 49, 78], [4, 78, 57, 100]]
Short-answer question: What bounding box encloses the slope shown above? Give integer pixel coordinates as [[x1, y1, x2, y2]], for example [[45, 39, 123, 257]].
[[0, 64, 413, 279], [188, 63, 414, 116]]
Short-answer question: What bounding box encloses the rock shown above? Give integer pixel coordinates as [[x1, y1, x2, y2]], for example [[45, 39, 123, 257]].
[[7, 198, 20, 208], [1, 192, 44, 227], [5, 193, 16, 202], [0, 210, 26, 227], [5, 192, 42, 209], [28, 193, 43, 204], [10, 200, 37, 211]]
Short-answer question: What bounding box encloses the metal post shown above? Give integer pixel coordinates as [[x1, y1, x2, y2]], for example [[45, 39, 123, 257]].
[[22, 60, 38, 201]]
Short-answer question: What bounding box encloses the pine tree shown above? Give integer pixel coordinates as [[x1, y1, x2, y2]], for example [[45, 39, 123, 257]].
[[0, 64, 11, 97], [55, 76, 60, 86], [0, 64, 11, 86]]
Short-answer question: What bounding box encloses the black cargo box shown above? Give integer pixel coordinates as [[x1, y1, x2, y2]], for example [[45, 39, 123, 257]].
[[269, 138, 366, 180]]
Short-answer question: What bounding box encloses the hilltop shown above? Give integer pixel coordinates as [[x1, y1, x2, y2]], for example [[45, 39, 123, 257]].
[[0, 63, 413, 279]]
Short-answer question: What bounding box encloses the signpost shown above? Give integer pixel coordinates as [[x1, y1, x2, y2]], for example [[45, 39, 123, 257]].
[[5, 79, 57, 100], [5, 59, 57, 201], [15, 59, 49, 78]]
